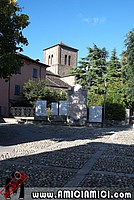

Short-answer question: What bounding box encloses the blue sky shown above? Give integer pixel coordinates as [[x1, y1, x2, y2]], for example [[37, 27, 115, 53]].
[[18, 0, 134, 63]]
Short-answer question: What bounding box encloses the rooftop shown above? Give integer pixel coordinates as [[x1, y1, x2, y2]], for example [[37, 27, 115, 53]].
[[17, 53, 50, 68], [43, 42, 78, 52], [46, 70, 71, 89]]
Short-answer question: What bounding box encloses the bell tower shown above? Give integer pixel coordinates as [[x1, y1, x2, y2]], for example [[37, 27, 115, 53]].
[[43, 42, 78, 80]]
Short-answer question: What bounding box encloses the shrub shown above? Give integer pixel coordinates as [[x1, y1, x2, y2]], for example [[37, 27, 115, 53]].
[[105, 102, 126, 120]]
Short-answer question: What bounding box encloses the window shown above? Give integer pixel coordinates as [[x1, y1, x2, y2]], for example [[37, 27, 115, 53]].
[[33, 68, 38, 78], [68, 55, 71, 66], [48, 55, 51, 65], [51, 54, 53, 65], [15, 67, 21, 74], [65, 55, 67, 65], [15, 85, 20, 95]]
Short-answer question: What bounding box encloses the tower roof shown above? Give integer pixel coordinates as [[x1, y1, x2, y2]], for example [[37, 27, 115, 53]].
[[43, 42, 78, 52]]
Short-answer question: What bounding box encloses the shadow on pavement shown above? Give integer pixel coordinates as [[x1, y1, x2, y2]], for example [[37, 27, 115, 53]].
[[0, 141, 134, 196], [0, 117, 5, 123], [0, 124, 131, 146]]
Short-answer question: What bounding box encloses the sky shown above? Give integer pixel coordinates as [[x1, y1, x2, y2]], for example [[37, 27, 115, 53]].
[[18, 0, 134, 63]]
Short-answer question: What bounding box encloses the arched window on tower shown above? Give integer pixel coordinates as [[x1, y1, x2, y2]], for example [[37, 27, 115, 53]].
[[51, 55, 53, 65], [65, 55, 67, 65], [68, 55, 71, 66], [48, 55, 50, 65]]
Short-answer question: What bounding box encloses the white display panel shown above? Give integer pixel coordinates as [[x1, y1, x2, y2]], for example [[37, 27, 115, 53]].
[[51, 102, 58, 115], [89, 106, 102, 122], [35, 100, 47, 116], [59, 101, 68, 116]]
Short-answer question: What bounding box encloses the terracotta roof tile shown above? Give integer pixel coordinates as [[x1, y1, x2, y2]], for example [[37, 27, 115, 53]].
[[46, 73, 71, 89], [17, 53, 50, 68]]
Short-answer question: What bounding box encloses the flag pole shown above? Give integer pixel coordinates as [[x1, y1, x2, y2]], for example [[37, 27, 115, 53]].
[[103, 79, 107, 127]]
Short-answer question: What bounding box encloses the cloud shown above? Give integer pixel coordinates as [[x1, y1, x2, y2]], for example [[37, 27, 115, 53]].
[[82, 17, 90, 24], [91, 17, 106, 25], [92, 17, 99, 25], [79, 14, 106, 25]]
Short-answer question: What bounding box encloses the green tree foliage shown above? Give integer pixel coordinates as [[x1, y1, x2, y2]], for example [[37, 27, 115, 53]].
[[125, 29, 134, 71], [107, 49, 122, 79], [120, 51, 129, 80], [124, 29, 134, 108], [86, 44, 108, 83], [73, 45, 127, 120], [23, 80, 67, 106], [106, 49, 126, 105], [103, 49, 126, 120], [0, 0, 30, 78], [73, 44, 108, 106], [73, 44, 108, 90]]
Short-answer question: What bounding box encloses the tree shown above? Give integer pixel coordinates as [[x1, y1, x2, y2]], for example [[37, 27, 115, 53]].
[[0, 0, 30, 78], [86, 44, 108, 83], [73, 44, 108, 88], [23, 80, 67, 106], [124, 29, 134, 109], [73, 44, 108, 105], [106, 49, 126, 105], [125, 29, 134, 71], [104, 49, 126, 120], [73, 45, 127, 120], [107, 49, 122, 79], [72, 58, 90, 88]]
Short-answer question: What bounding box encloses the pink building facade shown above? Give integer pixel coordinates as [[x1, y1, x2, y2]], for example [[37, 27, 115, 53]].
[[0, 54, 49, 116]]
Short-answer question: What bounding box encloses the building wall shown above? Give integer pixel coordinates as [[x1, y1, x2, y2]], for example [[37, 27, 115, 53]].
[[10, 60, 46, 102], [61, 75, 75, 87], [59, 46, 78, 77], [46, 64, 59, 75], [58, 65, 73, 77], [44, 46, 59, 65], [0, 59, 47, 116], [60, 47, 78, 67], [44, 46, 59, 75]]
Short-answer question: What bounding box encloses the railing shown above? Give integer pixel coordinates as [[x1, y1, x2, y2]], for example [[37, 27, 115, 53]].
[[10, 107, 35, 117]]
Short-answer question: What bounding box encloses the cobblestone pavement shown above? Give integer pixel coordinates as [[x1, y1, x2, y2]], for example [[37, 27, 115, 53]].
[[0, 124, 134, 199]]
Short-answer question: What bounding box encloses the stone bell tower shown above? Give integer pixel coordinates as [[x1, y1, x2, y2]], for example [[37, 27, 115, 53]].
[[43, 42, 78, 86]]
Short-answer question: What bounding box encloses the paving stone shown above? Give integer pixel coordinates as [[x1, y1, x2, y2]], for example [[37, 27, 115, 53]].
[[0, 124, 134, 191], [0, 162, 76, 187], [92, 155, 134, 174], [79, 172, 134, 190], [12, 152, 92, 169], [102, 144, 134, 157]]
